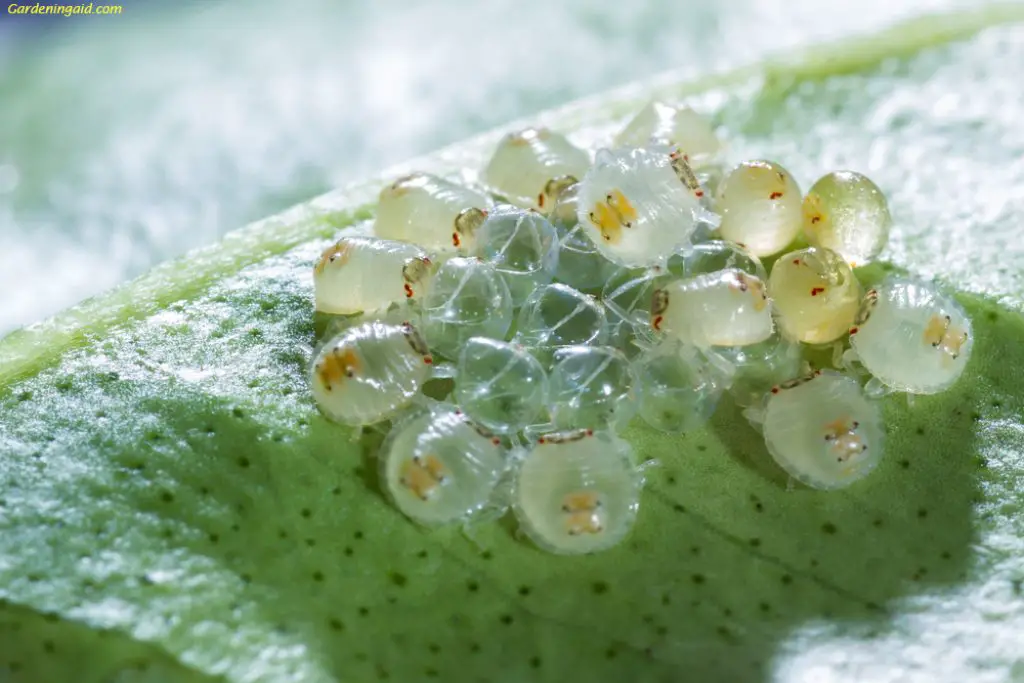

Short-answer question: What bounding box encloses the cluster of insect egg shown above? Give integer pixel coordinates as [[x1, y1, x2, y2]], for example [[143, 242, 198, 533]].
[[309, 101, 973, 555]]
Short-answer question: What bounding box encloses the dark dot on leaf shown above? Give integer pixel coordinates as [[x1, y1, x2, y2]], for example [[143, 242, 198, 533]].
[[469, 643, 481, 654], [666, 475, 676, 485], [42, 640, 55, 653], [231, 523, 240, 532], [759, 602, 771, 613], [344, 546, 353, 556], [690, 546, 701, 556], [416, 550, 428, 559], [425, 668, 439, 678], [987, 311, 998, 322], [499, 614, 513, 625], [160, 492, 174, 504], [900, 459, 911, 469], [332, 486, 342, 495], [915, 427, 925, 436], [199, 487, 210, 496], [822, 522, 837, 535], [278, 530, 288, 540], [358, 607, 369, 617], [749, 538, 761, 547], [354, 531, 364, 540], [605, 647, 617, 660], [696, 444, 707, 452], [209, 533, 219, 544], [717, 626, 732, 639], [529, 656, 541, 669], [329, 618, 344, 632], [661, 593, 671, 606], [918, 508, 928, 519], [656, 625, 668, 636], [237, 457, 250, 468], [691, 574, 705, 585], [673, 503, 685, 513], [300, 508, 312, 519], [428, 643, 441, 654], [873, 519, 884, 528], [481, 551, 493, 560], [467, 580, 479, 593], [592, 581, 609, 595], [17, 391, 32, 402], [313, 571, 324, 582], [781, 575, 793, 585], [389, 572, 408, 588], [232, 408, 245, 419], [518, 586, 531, 597], [991, 399, 1002, 408], [940, 551, 951, 560], [306, 538, 317, 547], [241, 573, 252, 584], [971, 411, 982, 422]]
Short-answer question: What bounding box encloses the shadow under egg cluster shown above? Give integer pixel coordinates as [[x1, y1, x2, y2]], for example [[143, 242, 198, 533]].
[[306, 102, 973, 555]]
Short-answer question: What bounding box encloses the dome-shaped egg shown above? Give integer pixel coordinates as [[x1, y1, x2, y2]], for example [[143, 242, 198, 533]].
[[313, 236, 434, 315], [513, 429, 641, 555], [761, 369, 885, 490], [381, 407, 507, 526], [482, 127, 589, 213], [802, 171, 891, 267], [513, 284, 607, 361], [848, 277, 972, 394], [455, 337, 548, 435], [769, 246, 861, 344], [715, 160, 803, 257], [470, 205, 559, 306], [374, 172, 490, 252], [419, 257, 513, 360], [614, 101, 722, 169], [633, 341, 730, 433], [547, 345, 637, 430], [310, 321, 433, 425]]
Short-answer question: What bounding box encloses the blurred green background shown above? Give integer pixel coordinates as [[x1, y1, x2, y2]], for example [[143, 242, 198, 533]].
[[0, 0, 976, 335]]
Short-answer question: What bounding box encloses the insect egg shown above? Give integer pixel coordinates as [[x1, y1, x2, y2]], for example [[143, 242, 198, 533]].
[[513, 283, 608, 360], [614, 100, 722, 169], [652, 267, 774, 349], [547, 345, 637, 430], [802, 170, 892, 267], [848, 277, 973, 394], [313, 236, 434, 315], [310, 321, 433, 426], [576, 146, 706, 267], [381, 407, 507, 526], [715, 160, 803, 257], [455, 337, 549, 435], [769, 246, 861, 344], [513, 429, 641, 555], [419, 257, 513, 361], [374, 172, 490, 252], [761, 369, 885, 489], [470, 205, 559, 306], [482, 127, 589, 213], [601, 266, 668, 353], [634, 341, 731, 433]]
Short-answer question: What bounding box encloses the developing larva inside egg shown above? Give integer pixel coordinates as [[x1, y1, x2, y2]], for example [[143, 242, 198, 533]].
[[576, 146, 708, 267], [614, 101, 722, 168], [470, 205, 559, 306], [381, 407, 507, 526], [547, 345, 637, 431], [420, 257, 513, 361], [848, 277, 973, 394], [513, 283, 608, 361], [313, 236, 434, 315], [715, 160, 803, 257], [374, 172, 490, 252], [310, 321, 433, 426], [769, 246, 861, 344], [601, 266, 669, 354], [802, 170, 891, 267], [455, 337, 549, 435], [513, 429, 641, 555], [761, 369, 885, 490], [482, 127, 589, 212], [652, 268, 773, 349], [633, 341, 731, 433]]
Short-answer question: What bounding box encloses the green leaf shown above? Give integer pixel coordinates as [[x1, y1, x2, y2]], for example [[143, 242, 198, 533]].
[[3, 7, 1024, 682]]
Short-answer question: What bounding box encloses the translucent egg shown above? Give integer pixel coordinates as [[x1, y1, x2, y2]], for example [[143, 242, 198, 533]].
[[677, 239, 767, 280], [455, 337, 548, 434], [547, 346, 637, 430], [614, 101, 722, 168], [575, 146, 706, 267], [727, 333, 805, 408], [652, 268, 774, 349], [848, 278, 973, 394], [419, 257, 514, 360], [381, 407, 507, 526], [601, 266, 666, 352], [715, 160, 803, 257], [802, 170, 892, 266], [470, 205, 559, 305], [514, 283, 607, 360], [313, 236, 433, 315], [549, 184, 618, 291], [310, 321, 433, 425], [482, 127, 589, 213], [762, 369, 885, 489], [634, 342, 730, 433], [374, 172, 490, 252], [769, 247, 861, 344], [513, 429, 641, 555]]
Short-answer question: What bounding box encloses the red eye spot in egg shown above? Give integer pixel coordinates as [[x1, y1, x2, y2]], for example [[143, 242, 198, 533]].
[[792, 259, 801, 265], [771, 387, 780, 394], [452, 232, 461, 247], [423, 356, 433, 365], [492, 437, 501, 445], [695, 190, 704, 197], [537, 193, 545, 208], [404, 284, 414, 298], [849, 327, 859, 335], [586, 429, 594, 437], [652, 316, 663, 331], [538, 437, 546, 444], [810, 287, 825, 296], [769, 191, 783, 199]]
